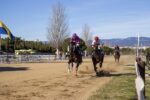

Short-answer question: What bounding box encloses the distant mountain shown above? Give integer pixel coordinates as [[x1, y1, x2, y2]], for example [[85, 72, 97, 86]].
[[88, 37, 150, 47], [43, 37, 150, 47], [102, 37, 150, 47]]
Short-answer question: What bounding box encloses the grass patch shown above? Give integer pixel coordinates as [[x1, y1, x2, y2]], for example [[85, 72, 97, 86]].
[[88, 74, 150, 100], [146, 77, 150, 99], [146, 69, 150, 74], [124, 67, 135, 71]]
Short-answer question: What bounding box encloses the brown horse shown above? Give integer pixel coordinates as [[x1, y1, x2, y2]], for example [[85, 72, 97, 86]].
[[92, 48, 105, 76], [114, 50, 120, 63], [67, 42, 82, 76]]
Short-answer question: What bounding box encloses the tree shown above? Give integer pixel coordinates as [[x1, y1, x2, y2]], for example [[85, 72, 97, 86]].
[[142, 47, 150, 55], [47, 2, 69, 58], [103, 46, 113, 55], [81, 24, 92, 56], [82, 24, 92, 46], [62, 38, 70, 52], [121, 48, 135, 55]]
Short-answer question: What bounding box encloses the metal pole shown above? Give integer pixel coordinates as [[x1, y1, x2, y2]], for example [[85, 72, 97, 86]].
[[6, 37, 9, 63], [0, 34, 1, 52], [137, 34, 140, 57]]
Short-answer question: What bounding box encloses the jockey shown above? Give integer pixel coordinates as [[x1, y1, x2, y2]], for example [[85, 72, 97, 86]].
[[92, 36, 103, 55], [70, 33, 82, 55], [92, 36, 100, 49], [114, 45, 120, 56], [114, 45, 120, 52], [70, 33, 80, 45]]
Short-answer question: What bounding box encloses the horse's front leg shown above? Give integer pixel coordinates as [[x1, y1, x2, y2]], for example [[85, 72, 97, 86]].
[[92, 60, 97, 72], [117, 58, 119, 63], [68, 61, 71, 73], [99, 61, 103, 69], [118, 55, 120, 63], [92, 59, 98, 76], [114, 56, 116, 62], [99, 56, 104, 68], [75, 63, 79, 76], [71, 62, 74, 72]]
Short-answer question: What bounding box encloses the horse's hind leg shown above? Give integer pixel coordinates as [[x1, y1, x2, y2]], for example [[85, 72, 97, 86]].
[[117, 55, 120, 63]]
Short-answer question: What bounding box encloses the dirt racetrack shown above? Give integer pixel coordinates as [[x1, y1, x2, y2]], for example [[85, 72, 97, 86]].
[[0, 55, 135, 100]]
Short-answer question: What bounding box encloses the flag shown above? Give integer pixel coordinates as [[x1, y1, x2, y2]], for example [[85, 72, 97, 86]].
[[0, 20, 15, 41]]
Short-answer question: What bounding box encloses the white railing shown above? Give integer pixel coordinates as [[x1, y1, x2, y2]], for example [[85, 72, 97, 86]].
[[0, 55, 56, 63]]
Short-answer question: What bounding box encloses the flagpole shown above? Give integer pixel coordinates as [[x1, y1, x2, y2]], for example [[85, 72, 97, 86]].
[[0, 34, 1, 53]]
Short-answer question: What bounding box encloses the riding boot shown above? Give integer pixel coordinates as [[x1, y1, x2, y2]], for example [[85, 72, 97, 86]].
[[78, 48, 83, 55]]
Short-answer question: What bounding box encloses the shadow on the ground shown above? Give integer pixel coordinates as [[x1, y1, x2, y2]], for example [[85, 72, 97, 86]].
[[0, 67, 29, 72], [95, 70, 136, 77], [125, 64, 135, 66]]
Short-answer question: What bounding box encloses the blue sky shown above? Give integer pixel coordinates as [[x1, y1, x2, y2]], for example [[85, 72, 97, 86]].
[[0, 0, 150, 41]]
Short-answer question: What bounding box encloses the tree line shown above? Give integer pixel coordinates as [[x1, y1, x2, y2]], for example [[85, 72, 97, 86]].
[[0, 37, 53, 53], [0, 37, 150, 55]]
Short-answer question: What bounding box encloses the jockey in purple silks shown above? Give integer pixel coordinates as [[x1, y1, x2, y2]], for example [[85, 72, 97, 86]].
[[70, 33, 80, 45], [70, 33, 82, 55]]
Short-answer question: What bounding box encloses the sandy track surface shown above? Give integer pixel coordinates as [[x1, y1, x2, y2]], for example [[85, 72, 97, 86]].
[[0, 55, 135, 100]]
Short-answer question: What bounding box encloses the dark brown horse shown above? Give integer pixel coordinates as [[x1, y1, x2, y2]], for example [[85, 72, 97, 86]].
[[67, 42, 82, 76], [114, 50, 120, 63], [92, 48, 105, 76]]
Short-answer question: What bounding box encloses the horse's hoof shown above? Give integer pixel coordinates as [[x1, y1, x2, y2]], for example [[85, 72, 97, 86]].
[[74, 73, 78, 76], [68, 69, 71, 73], [96, 72, 100, 76]]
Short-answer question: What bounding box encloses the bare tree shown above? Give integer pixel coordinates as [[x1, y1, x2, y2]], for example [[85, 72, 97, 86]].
[[47, 2, 69, 57], [82, 24, 92, 56], [82, 24, 92, 46]]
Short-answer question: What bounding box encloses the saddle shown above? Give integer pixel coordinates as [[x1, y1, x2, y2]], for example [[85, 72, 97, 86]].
[[92, 45, 102, 56], [70, 43, 82, 56], [114, 50, 120, 55], [92, 48, 102, 58], [69, 43, 83, 64]]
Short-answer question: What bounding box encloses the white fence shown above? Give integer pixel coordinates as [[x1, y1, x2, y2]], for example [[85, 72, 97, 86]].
[[0, 55, 56, 63]]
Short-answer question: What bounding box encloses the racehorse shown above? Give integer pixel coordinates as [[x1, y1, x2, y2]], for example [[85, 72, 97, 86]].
[[91, 47, 105, 76], [67, 42, 82, 76], [114, 50, 120, 63]]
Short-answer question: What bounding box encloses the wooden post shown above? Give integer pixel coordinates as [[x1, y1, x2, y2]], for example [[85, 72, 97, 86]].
[[135, 57, 145, 100]]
